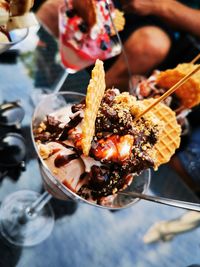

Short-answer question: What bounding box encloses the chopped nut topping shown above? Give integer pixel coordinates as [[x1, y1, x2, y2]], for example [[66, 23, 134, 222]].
[[38, 144, 52, 159]]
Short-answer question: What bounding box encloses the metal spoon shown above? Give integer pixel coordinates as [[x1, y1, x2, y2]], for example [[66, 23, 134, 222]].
[[119, 191, 200, 212]]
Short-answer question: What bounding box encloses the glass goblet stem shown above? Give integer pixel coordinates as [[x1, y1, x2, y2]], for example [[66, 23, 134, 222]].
[[20, 191, 52, 223], [53, 70, 69, 93], [0, 190, 54, 246]]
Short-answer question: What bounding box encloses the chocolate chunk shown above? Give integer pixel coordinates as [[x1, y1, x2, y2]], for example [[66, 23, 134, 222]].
[[100, 40, 108, 51], [104, 24, 111, 35], [71, 103, 85, 113], [78, 22, 88, 33], [66, 9, 76, 18], [59, 114, 83, 141]]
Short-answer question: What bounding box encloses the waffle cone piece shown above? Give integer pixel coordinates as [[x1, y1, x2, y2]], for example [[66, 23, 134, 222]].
[[111, 9, 125, 35], [156, 63, 200, 108], [141, 98, 181, 169], [81, 59, 106, 156]]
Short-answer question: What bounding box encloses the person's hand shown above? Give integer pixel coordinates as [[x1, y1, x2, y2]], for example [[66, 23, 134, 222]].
[[120, 0, 172, 16], [36, 0, 63, 37]]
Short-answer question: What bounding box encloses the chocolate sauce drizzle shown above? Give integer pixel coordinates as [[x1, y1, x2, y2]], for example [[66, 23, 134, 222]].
[[54, 153, 80, 167], [54, 141, 81, 167], [59, 113, 82, 141]]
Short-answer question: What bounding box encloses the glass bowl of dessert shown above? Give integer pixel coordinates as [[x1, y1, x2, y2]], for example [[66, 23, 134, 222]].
[[32, 91, 151, 209], [0, 58, 182, 247], [58, 0, 124, 73]]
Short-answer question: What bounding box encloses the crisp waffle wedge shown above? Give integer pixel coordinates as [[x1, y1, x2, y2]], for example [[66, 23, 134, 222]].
[[141, 98, 181, 169], [156, 63, 200, 108], [81, 59, 106, 156], [111, 9, 125, 35], [72, 0, 96, 30]]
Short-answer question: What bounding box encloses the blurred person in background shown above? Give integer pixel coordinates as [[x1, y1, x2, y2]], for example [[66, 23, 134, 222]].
[[35, 0, 200, 90], [106, 0, 200, 90]]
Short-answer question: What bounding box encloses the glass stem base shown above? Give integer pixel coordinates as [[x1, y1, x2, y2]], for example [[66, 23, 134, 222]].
[[0, 190, 54, 247]]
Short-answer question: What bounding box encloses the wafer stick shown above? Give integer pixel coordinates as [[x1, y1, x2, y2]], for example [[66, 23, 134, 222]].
[[190, 53, 200, 64], [134, 64, 200, 122]]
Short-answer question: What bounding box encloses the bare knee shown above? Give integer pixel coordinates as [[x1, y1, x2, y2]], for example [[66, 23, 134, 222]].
[[125, 26, 171, 72]]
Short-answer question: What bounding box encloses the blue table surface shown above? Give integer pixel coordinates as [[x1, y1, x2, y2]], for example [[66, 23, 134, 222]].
[[0, 26, 199, 267]]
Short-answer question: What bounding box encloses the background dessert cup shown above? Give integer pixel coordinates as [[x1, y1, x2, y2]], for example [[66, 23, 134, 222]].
[[58, 0, 122, 72]]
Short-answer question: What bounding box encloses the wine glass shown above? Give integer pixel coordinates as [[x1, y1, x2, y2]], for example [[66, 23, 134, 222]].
[[0, 91, 151, 247], [0, 28, 29, 54]]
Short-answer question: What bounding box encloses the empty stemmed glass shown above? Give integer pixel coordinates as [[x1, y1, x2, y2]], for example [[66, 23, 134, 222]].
[[0, 91, 151, 247]]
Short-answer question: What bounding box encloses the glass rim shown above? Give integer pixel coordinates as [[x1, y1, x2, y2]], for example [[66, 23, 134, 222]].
[[0, 27, 29, 46]]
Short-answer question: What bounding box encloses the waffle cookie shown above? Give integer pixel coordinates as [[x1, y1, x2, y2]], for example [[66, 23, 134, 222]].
[[81, 59, 106, 156], [111, 9, 125, 35], [156, 63, 200, 108], [141, 98, 181, 169]]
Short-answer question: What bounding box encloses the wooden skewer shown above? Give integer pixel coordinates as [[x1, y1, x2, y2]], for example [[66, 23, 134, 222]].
[[133, 64, 200, 122], [190, 53, 200, 64]]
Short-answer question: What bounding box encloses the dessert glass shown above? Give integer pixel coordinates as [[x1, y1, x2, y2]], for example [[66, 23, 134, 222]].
[[0, 92, 151, 247], [36, 0, 124, 96], [58, 1, 122, 73]]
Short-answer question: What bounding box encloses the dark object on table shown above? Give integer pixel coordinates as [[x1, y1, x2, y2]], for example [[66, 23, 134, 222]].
[[0, 49, 20, 64]]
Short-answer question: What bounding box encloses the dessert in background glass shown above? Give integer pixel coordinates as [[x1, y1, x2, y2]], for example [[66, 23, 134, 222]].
[[0, 0, 37, 54], [0, 91, 150, 247], [131, 69, 192, 136], [58, 0, 122, 73]]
